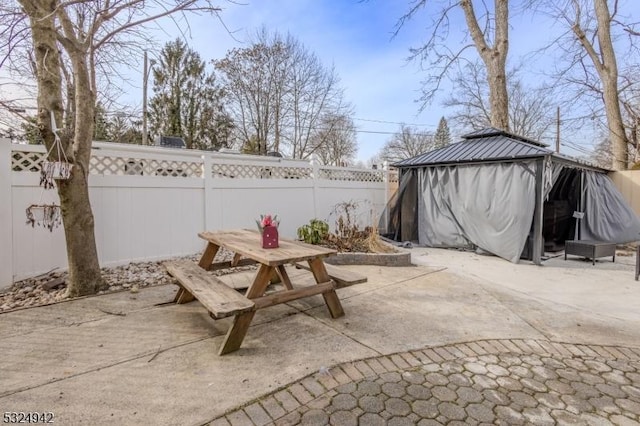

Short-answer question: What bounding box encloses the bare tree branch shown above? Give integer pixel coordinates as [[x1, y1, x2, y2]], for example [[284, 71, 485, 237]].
[[5, 0, 230, 298], [397, 0, 510, 129], [94, 1, 221, 50]]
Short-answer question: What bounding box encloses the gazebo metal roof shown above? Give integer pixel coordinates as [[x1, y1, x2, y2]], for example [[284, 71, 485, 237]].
[[393, 127, 605, 171]]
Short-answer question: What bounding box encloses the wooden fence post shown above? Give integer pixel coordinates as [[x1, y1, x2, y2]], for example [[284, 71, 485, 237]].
[[0, 139, 14, 289]]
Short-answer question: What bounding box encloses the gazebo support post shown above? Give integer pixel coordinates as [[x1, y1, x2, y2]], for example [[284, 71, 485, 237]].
[[532, 158, 546, 265]]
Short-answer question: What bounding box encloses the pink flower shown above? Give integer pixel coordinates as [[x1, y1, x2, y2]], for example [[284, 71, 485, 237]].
[[256, 214, 279, 231], [261, 215, 273, 227]]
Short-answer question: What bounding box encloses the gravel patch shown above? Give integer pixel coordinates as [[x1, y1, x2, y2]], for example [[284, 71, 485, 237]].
[[0, 249, 256, 314]]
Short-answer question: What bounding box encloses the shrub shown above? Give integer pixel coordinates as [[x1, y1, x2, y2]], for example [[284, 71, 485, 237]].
[[298, 201, 396, 253], [297, 219, 329, 244], [324, 201, 392, 253]]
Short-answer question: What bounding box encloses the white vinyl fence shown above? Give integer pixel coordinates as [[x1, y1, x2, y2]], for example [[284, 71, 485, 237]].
[[0, 139, 397, 288]]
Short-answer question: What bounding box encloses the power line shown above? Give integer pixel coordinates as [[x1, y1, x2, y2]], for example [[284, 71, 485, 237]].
[[562, 140, 594, 155], [2, 104, 626, 163], [71, 110, 422, 136], [100, 112, 436, 133], [561, 139, 635, 167], [353, 129, 405, 136], [353, 117, 437, 128]]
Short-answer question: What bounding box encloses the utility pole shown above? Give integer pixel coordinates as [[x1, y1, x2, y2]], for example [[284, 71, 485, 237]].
[[555, 106, 560, 153], [142, 51, 149, 145], [634, 117, 639, 164]]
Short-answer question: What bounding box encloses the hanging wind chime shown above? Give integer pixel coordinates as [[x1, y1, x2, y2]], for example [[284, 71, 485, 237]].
[[25, 111, 71, 231]]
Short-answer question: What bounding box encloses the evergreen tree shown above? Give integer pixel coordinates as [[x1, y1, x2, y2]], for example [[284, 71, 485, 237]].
[[108, 114, 142, 144], [149, 39, 230, 150], [93, 102, 109, 141], [21, 116, 43, 144], [434, 116, 452, 149]]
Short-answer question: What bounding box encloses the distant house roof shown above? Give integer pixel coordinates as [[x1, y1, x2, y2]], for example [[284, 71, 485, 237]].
[[156, 136, 186, 148]]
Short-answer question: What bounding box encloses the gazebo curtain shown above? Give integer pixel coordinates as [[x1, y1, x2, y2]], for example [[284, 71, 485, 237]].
[[581, 171, 640, 243], [380, 160, 640, 264], [416, 161, 537, 263]]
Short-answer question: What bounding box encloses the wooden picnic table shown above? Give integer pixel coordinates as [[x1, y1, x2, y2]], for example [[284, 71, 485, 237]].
[[166, 229, 356, 355]]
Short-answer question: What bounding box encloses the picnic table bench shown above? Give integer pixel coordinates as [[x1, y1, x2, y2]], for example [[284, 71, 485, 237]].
[[164, 260, 254, 319], [164, 229, 367, 355]]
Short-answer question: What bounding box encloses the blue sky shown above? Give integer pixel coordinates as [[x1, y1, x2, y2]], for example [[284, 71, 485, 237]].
[[143, 0, 437, 163], [2, 0, 633, 163], [128, 1, 622, 162]]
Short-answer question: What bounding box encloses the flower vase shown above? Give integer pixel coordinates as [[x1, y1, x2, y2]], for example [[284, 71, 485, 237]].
[[262, 225, 279, 249]]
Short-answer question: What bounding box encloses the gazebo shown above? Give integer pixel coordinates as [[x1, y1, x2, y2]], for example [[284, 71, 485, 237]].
[[381, 128, 640, 265]]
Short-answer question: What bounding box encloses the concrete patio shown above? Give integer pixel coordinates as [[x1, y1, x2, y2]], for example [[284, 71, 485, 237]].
[[0, 248, 639, 425]]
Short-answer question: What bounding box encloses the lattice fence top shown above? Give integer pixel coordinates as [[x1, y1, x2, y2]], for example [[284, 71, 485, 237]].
[[212, 163, 312, 179], [318, 168, 385, 182], [12, 147, 391, 183], [11, 149, 203, 178], [90, 156, 202, 177], [12, 151, 46, 172]]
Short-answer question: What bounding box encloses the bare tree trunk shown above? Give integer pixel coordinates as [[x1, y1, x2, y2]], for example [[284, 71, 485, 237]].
[[59, 52, 104, 297], [595, 0, 627, 170], [22, 0, 104, 297], [460, 0, 510, 131], [572, 0, 628, 170], [601, 77, 628, 170], [486, 57, 509, 130], [16, 0, 224, 298], [24, 1, 63, 139]]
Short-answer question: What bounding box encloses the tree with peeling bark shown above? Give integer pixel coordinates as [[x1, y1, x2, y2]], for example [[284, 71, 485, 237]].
[[0, 0, 224, 297], [398, 0, 510, 130], [531, 0, 634, 170]]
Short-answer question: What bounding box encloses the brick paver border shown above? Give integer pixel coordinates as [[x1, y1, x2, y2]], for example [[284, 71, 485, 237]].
[[207, 338, 640, 426]]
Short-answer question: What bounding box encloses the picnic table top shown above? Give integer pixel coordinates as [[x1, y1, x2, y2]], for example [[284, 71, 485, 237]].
[[199, 229, 337, 266]]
